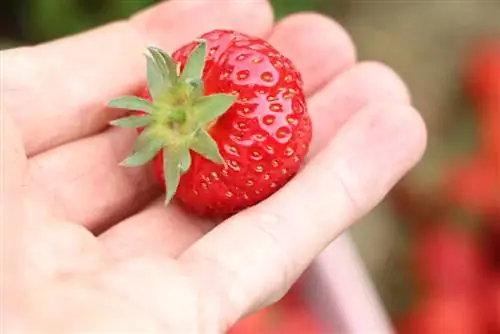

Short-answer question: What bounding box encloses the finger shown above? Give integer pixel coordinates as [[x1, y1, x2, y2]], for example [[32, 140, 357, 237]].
[[269, 12, 356, 95], [1, 110, 28, 241], [99, 13, 359, 258], [100, 197, 215, 259], [3, 0, 274, 156], [180, 102, 427, 325], [308, 61, 410, 157], [1, 111, 27, 208], [27, 127, 160, 231], [27, 61, 407, 234]]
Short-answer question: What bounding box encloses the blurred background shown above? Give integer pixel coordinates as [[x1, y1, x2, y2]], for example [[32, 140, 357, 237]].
[[1, 0, 499, 333]]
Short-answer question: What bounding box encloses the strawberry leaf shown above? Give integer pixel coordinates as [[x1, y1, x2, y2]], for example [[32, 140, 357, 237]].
[[193, 93, 238, 126], [147, 46, 178, 86], [108, 96, 154, 114], [179, 148, 192, 173], [109, 44, 241, 207], [120, 131, 163, 167], [191, 129, 225, 164], [187, 78, 204, 99], [110, 115, 152, 128], [180, 39, 207, 82], [164, 148, 181, 204], [146, 55, 168, 100], [120, 148, 160, 167]]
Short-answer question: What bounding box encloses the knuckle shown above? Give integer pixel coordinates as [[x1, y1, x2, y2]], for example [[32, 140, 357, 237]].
[[252, 212, 299, 300], [318, 157, 362, 215]]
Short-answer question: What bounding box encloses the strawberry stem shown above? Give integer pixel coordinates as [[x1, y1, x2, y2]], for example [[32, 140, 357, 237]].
[[168, 109, 187, 123]]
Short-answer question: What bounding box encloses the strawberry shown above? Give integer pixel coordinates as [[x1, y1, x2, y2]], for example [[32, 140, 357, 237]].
[[483, 215, 500, 266], [228, 289, 326, 334], [478, 102, 500, 163], [443, 155, 500, 216], [397, 295, 482, 334], [228, 307, 275, 334], [412, 223, 484, 295], [464, 38, 500, 108], [484, 277, 500, 332], [108, 30, 311, 217], [269, 306, 326, 334]]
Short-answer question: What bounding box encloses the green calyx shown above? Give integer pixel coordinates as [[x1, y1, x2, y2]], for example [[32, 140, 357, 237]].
[[107, 40, 238, 204]]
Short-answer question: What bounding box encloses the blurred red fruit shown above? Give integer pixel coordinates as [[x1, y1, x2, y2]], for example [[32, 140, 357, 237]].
[[482, 216, 500, 271], [478, 102, 500, 163], [489, 279, 500, 332], [229, 305, 326, 334], [270, 306, 326, 334], [229, 280, 326, 334], [274, 274, 309, 309], [398, 295, 482, 334], [464, 39, 500, 106], [412, 223, 484, 294], [477, 276, 500, 333], [443, 155, 500, 216], [228, 307, 276, 334]]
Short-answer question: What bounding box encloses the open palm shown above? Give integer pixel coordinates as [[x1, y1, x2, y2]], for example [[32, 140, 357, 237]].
[[2, 0, 426, 332]]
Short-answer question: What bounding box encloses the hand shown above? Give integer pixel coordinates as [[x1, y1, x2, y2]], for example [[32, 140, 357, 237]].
[[1, 0, 427, 332]]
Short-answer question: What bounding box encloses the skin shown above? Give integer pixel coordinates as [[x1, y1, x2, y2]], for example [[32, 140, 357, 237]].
[[1, 0, 427, 333]]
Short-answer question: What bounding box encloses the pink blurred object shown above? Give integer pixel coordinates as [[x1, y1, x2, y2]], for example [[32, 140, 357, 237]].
[[305, 233, 395, 334]]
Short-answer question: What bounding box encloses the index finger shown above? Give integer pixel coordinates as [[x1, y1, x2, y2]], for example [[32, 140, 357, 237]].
[[180, 102, 427, 325], [2, 0, 273, 156]]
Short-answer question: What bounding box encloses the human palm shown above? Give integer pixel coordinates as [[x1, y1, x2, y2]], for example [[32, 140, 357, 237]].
[[2, 0, 426, 333]]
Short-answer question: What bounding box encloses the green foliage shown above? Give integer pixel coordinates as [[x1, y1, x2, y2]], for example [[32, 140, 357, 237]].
[[14, 0, 329, 43], [23, 0, 157, 42], [270, 0, 330, 19]]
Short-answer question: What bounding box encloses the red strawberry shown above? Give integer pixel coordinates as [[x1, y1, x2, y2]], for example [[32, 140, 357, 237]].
[[478, 102, 500, 163], [412, 223, 484, 295], [397, 295, 482, 334], [483, 215, 500, 267], [464, 38, 500, 108], [228, 296, 326, 334], [484, 277, 500, 332], [443, 155, 500, 216], [108, 30, 311, 217], [228, 307, 276, 334], [269, 306, 326, 334]]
